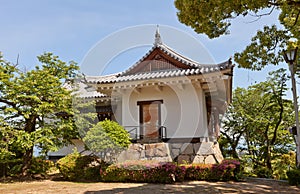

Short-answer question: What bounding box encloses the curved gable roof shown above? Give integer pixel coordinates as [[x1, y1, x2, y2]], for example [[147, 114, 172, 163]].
[[86, 29, 234, 84]]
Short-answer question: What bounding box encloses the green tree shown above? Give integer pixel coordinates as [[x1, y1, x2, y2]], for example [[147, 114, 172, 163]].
[[174, 0, 300, 70], [0, 52, 79, 176], [83, 119, 131, 163], [221, 69, 294, 172]]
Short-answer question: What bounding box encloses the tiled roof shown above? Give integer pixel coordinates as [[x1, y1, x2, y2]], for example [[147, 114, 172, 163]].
[[87, 59, 232, 84], [122, 44, 204, 75], [65, 81, 107, 99], [85, 39, 233, 85]]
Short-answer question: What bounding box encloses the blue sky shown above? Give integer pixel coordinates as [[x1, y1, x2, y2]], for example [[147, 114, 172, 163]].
[[0, 0, 285, 89]]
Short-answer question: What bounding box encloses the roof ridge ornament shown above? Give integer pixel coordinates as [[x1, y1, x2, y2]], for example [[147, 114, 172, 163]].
[[154, 25, 162, 46]]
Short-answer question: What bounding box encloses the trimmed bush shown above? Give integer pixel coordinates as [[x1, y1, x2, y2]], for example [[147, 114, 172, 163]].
[[287, 168, 300, 186], [57, 150, 108, 181], [184, 160, 241, 181], [184, 164, 212, 180], [253, 166, 272, 178], [1, 157, 54, 177], [100, 161, 184, 183], [209, 159, 241, 181], [100, 159, 241, 183], [29, 157, 55, 175]]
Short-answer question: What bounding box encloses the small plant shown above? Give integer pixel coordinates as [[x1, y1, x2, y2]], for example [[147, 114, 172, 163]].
[[287, 168, 300, 186], [56, 149, 107, 181], [3, 157, 55, 177], [253, 166, 272, 178], [184, 163, 212, 180], [83, 119, 131, 163], [29, 157, 55, 175], [209, 159, 241, 181]]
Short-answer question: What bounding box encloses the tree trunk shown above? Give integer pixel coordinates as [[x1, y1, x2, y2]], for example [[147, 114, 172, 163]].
[[266, 147, 272, 170], [231, 143, 239, 159], [21, 146, 34, 177], [21, 115, 36, 177]]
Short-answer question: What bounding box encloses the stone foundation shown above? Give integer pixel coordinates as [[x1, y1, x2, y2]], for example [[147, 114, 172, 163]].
[[117, 142, 223, 164]]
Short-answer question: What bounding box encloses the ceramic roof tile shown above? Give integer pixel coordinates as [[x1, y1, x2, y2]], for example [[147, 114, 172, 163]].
[[86, 59, 232, 85], [85, 41, 233, 84]]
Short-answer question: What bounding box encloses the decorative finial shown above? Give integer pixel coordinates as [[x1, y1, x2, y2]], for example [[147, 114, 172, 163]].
[[154, 25, 162, 46]]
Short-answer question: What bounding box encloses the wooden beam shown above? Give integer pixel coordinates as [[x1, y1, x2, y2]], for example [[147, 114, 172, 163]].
[[133, 88, 141, 94], [177, 83, 185, 90], [155, 85, 163, 92]]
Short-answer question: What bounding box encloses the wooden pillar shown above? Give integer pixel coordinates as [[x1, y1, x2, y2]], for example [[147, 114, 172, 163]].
[[212, 107, 220, 139]]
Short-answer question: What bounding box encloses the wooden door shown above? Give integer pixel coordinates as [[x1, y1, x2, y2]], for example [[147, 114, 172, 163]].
[[138, 100, 162, 140]]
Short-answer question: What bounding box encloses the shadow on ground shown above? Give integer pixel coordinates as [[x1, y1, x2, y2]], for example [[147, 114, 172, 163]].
[[84, 179, 300, 194]]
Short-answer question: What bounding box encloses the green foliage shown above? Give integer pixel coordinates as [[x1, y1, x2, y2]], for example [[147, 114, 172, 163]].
[[100, 159, 240, 183], [221, 69, 295, 176], [287, 168, 300, 185], [184, 164, 213, 181], [272, 152, 295, 180], [83, 119, 131, 161], [0, 157, 54, 177], [29, 157, 55, 175], [209, 159, 242, 181], [174, 0, 300, 70], [253, 166, 273, 178], [101, 161, 185, 183], [234, 25, 290, 70], [0, 52, 79, 175], [56, 150, 107, 181]]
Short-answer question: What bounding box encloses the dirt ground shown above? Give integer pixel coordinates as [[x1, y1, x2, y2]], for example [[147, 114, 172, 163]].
[[0, 178, 299, 194]]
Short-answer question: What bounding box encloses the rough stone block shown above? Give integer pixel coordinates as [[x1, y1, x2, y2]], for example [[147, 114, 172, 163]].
[[196, 142, 214, 155], [213, 143, 224, 163], [145, 147, 155, 157], [130, 144, 140, 151], [155, 147, 167, 157], [117, 149, 140, 163], [171, 148, 180, 159], [155, 143, 165, 150], [193, 143, 201, 153], [181, 144, 194, 155], [170, 143, 183, 149], [180, 143, 189, 152], [192, 155, 205, 164], [145, 144, 155, 150], [140, 150, 146, 159], [177, 155, 191, 164], [151, 156, 172, 162], [204, 155, 216, 164]]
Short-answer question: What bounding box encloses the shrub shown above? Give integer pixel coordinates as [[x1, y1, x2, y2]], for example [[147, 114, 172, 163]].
[[209, 159, 241, 181], [83, 120, 131, 163], [5, 159, 23, 177], [272, 152, 295, 180], [100, 160, 184, 183], [29, 157, 55, 175], [287, 168, 300, 186], [184, 160, 241, 181], [184, 164, 212, 180], [253, 166, 272, 178], [56, 150, 108, 181], [100, 159, 241, 183], [2, 157, 54, 177]]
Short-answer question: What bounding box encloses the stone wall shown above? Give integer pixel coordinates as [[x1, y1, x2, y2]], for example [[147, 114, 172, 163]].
[[117, 142, 223, 164]]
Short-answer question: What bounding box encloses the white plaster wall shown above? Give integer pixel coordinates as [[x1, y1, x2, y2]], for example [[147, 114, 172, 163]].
[[167, 83, 207, 138], [48, 139, 92, 156], [113, 100, 122, 124], [120, 81, 208, 139]]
